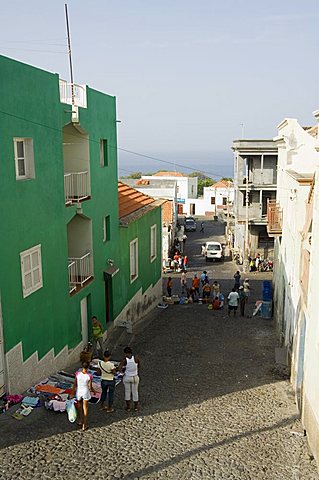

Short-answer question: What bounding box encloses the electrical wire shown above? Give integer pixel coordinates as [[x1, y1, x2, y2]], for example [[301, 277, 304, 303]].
[[0, 107, 228, 179]]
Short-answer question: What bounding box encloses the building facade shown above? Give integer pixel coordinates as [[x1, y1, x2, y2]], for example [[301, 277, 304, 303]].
[[0, 55, 161, 395], [232, 140, 278, 261], [269, 116, 319, 465]]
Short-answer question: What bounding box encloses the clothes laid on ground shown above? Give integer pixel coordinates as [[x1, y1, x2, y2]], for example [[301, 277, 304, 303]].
[[22, 396, 40, 407]]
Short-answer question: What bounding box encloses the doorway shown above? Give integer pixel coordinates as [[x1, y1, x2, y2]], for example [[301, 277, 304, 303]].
[[104, 276, 112, 325], [190, 203, 195, 215], [80, 296, 88, 347], [0, 294, 6, 397]]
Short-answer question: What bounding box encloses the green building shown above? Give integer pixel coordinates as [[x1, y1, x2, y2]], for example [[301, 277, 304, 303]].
[[0, 55, 162, 395]]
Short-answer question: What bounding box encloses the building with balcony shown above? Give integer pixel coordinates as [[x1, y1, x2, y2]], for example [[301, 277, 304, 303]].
[[0, 55, 162, 395], [232, 139, 278, 261], [270, 115, 319, 465]]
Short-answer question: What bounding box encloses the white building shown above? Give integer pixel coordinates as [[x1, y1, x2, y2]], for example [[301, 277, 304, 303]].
[[184, 180, 234, 217], [141, 171, 197, 215], [269, 115, 319, 465]]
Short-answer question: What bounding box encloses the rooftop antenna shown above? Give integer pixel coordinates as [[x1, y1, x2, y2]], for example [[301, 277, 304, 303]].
[[64, 3, 74, 105], [240, 123, 245, 139]]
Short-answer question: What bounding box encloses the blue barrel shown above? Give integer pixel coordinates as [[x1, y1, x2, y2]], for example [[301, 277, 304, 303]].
[[261, 301, 272, 319], [262, 281, 272, 301]]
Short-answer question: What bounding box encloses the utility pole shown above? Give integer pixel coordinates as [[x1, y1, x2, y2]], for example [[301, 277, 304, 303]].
[[243, 158, 250, 272], [214, 185, 217, 221], [226, 181, 230, 245]]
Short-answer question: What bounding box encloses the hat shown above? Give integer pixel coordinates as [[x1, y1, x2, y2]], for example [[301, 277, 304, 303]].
[[239, 286, 244, 290], [245, 278, 249, 281]]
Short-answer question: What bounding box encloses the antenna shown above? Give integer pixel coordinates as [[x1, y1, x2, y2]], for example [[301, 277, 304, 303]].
[[65, 3, 74, 105]]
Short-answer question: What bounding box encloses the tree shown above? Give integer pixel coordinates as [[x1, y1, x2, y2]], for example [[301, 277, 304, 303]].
[[121, 171, 142, 179], [197, 178, 215, 196]]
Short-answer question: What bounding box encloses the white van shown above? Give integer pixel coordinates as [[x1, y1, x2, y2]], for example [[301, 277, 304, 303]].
[[203, 241, 223, 262]]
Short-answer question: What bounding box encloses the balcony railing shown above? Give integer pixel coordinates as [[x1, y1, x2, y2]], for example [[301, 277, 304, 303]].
[[64, 171, 90, 204], [68, 252, 93, 290], [68, 261, 77, 294], [59, 79, 87, 108], [267, 200, 282, 236]]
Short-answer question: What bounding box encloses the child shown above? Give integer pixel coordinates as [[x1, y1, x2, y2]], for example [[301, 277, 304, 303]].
[[212, 296, 220, 310], [167, 277, 173, 297]]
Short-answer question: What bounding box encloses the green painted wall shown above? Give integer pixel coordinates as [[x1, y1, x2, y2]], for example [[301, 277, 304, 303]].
[[0, 56, 119, 360], [0, 55, 162, 367], [113, 207, 162, 318]]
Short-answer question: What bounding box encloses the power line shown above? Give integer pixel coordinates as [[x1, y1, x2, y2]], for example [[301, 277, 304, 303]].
[[0, 107, 228, 179]]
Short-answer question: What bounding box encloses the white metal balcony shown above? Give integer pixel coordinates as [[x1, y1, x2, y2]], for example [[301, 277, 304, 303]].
[[68, 260, 77, 293], [59, 79, 87, 108], [68, 252, 93, 290], [64, 171, 90, 204]]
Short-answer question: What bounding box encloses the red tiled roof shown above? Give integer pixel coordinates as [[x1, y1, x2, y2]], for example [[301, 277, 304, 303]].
[[210, 180, 233, 189], [303, 125, 318, 138], [153, 171, 184, 177], [118, 181, 155, 218]]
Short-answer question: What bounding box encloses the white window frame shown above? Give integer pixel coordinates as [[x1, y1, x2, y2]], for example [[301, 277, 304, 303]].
[[130, 238, 138, 283], [13, 138, 35, 180], [20, 244, 43, 298], [150, 224, 157, 262]]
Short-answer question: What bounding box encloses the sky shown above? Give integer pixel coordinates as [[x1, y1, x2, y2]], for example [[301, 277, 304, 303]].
[[1, 0, 319, 179]]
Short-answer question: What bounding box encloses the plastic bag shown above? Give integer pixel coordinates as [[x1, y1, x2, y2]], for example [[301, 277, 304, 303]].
[[66, 399, 77, 423]]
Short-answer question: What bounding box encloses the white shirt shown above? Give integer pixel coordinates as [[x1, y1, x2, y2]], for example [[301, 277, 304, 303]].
[[228, 291, 239, 306], [125, 356, 138, 377]]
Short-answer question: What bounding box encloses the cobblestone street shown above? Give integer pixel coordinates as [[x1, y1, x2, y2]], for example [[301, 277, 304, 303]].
[[0, 220, 318, 479]]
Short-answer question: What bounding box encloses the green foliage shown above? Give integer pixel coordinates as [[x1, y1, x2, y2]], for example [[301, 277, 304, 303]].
[[198, 178, 215, 196], [121, 171, 142, 179]]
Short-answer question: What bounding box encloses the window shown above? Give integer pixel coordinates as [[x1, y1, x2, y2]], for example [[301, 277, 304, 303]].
[[210, 197, 215, 205], [20, 244, 43, 298], [103, 215, 110, 242], [100, 139, 108, 167], [130, 238, 138, 282], [222, 197, 227, 206], [14, 138, 35, 180], [150, 225, 157, 261]]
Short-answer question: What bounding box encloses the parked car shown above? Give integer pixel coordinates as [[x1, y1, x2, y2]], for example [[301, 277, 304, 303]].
[[185, 218, 197, 232], [203, 241, 224, 261]]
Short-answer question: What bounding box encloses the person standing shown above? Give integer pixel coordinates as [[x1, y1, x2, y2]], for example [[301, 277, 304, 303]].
[[233, 271, 241, 290], [72, 361, 95, 431], [183, 255, 188, 271], [202, 281, 211, 303], [181, 271, 187, 294], [227, 288, 239, 316], [212, 281, 220, 298], [118, 347, 140, 412], [243, 278, 251, 301], [91, 316, 104, 358], [200, 222, 204, 233], [98, 350, 116, 412], [200, 270, 208, 287], [238, 286, 247, 316], [167, 277, 173, 297], [192, 274, 200, 299]]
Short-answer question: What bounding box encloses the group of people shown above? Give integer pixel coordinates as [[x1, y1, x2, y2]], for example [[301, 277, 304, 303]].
[[171, 251, 188, 272], [166, 270, 224, 308], [227, 271, 251, 316], [73, 317, 140, 431]]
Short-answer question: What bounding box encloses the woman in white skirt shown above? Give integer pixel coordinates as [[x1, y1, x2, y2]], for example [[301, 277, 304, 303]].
[[118, 346, 140, 412]]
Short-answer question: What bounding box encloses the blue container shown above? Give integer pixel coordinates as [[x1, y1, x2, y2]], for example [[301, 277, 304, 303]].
[[261, 301, 272, 319], [262, 281, 272, 301]]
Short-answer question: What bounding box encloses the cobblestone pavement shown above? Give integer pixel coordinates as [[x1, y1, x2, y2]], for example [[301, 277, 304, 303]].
[[0, 219, 318, 479]]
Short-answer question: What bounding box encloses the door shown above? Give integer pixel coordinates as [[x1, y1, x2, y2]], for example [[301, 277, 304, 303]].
[[104, 278, 111, 325], [178, 204, 183, 214], [296, 313, 306, 411], [80, 297, 88, 347], [0, 294, 6, 397], [190, 203, 195, 215]]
